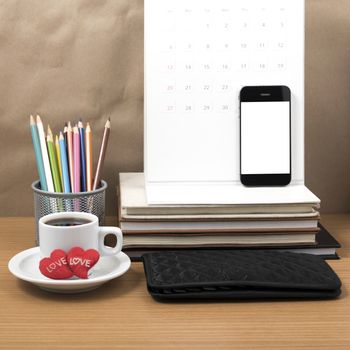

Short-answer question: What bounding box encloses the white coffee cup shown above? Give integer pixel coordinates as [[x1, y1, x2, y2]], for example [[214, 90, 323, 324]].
[[39, 212, 123, 257]]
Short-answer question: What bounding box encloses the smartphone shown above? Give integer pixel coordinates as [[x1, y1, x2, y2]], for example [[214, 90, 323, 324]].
[[240, 85, 291, 186]]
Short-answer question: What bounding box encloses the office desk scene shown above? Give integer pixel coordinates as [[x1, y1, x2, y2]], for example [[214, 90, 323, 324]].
[[1, 216, 350, 349], [1, 1, 350, 349]]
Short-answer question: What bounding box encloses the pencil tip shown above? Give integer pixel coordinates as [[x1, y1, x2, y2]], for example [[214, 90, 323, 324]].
[[30, 115, 34, 124], [105, 118, 110, 128], [36, 115, 42, 123]]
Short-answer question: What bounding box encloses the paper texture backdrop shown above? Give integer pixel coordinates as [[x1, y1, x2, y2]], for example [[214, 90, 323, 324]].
[[0, 0, 349, 215], [0, 0, 144, 216]]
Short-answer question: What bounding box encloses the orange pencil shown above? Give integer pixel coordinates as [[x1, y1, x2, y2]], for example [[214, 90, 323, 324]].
[[85, 122, 93, 191], [67, 122, 74, 192]]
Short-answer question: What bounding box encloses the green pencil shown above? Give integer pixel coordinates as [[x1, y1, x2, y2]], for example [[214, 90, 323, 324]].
[[47, 126, 62, 192]]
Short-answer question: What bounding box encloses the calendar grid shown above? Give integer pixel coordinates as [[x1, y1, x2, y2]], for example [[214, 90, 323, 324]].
[[145, 0, 304, 184]]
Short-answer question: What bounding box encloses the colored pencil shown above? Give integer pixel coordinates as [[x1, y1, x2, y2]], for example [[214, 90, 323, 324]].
[[55, 134, 63, 190], [73, 125, 81, 192], [29, 115, 48, 191], [67, 122, 74, 191], [47, 126, 62, 192], [36, 115, 54, 192], [78, 120, 87, 192], [93, 118, 110, 190], [63, 123, 68, 155], [85, 122, 93, 191], [59, 132, 71, 193]]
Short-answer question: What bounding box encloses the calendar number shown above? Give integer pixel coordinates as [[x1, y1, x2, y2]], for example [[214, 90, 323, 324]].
[[164, 83, 175, 93], [202, 83, 212, 92], [202, 105, 211, 111]]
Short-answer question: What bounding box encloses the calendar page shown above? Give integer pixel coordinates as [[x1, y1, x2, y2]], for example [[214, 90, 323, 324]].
[[145, 0, 305, 203]]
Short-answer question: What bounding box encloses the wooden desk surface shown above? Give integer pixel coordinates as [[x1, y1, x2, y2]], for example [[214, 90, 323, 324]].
[[1, 215, 349, 350]]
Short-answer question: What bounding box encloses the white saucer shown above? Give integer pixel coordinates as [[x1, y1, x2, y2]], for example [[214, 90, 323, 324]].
[[8, 247, 131, 293]]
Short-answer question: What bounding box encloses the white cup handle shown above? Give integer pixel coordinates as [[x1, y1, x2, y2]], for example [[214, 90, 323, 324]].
[[98, 226, 123, 256]]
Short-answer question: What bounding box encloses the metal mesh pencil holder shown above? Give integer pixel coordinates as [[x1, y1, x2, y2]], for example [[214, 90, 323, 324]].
[[32, 180, 107, 244]]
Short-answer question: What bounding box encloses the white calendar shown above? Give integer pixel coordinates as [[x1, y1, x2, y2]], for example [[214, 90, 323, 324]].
[[145, 0, 306, 204]]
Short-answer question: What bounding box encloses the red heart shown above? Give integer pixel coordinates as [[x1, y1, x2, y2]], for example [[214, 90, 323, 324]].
[[39, 249, 74, 280], [67, 247, 100, 279]]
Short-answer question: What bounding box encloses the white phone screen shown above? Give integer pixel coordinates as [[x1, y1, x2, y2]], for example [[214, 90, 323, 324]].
[[241, 101, 290, 175]]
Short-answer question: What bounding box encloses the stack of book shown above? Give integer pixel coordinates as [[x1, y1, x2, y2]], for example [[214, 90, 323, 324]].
[[117, 173, 340, 260]]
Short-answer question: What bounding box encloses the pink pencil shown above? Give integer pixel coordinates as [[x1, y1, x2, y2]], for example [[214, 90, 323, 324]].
[[73, 125, 81, 192], [67, 122, 74, 191]]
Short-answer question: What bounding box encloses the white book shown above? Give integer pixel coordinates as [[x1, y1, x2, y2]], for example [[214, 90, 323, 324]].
[[121, 212, 320, 221], [123, 233, 316, 249], [119, 173, 320, 215], [120, 218, 319, 233]]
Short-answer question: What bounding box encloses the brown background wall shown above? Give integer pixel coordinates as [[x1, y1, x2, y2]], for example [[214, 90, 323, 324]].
[[0, 0, 349, 216]]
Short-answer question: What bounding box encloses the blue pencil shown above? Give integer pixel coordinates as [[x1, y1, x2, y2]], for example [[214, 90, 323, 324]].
[[78, 120, 87, 192], [59, 132, 71, 193], [30, 115, 48, 191]]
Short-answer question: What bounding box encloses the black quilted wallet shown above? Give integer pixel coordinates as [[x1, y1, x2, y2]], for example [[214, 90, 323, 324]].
[[142, 250, 341, 300]]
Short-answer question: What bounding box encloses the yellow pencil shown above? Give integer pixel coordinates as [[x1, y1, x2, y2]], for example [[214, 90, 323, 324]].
[[55, 134, 63, 191], [47, 126, 62, 192]]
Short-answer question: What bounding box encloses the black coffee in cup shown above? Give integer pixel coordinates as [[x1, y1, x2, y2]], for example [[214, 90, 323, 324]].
[[45, 218, 92, 227]]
